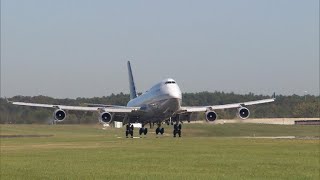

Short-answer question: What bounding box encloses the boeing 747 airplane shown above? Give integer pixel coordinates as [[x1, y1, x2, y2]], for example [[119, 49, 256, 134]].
[[8, 61, 275, 137]]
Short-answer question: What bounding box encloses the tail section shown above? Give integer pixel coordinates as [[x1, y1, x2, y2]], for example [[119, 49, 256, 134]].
[[127, 61, 137, 100]]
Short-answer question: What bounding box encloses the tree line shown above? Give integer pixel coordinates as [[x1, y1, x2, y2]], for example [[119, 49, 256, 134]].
[[0, 92, 318, 124]]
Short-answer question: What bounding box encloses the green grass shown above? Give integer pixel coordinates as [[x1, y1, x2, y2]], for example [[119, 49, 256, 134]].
[[1, 124, 319, 180]]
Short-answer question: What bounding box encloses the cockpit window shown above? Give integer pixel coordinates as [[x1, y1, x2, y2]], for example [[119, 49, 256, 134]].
[[165, 81, 176, 84]]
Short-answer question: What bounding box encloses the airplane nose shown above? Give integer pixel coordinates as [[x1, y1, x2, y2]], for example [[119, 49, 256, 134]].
[[169, 85, 182, 99], [171, 91, 182, 99]]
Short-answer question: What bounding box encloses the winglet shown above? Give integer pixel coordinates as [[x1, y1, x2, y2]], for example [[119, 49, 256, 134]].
[[127, 61, 138, 100]]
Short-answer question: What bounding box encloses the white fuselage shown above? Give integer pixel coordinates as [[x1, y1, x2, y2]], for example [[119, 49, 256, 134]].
[[126, 78, 182, 122]]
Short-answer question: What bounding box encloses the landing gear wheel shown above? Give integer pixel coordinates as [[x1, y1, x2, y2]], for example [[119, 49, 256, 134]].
[[139, 128, 143, 135], [126, 130, 133, 138], [156, 123, 165, 136], [126, 124, 134, 138], [173, 130, 181, 137], [160, 128, 164, 135], [156, 127, 160, 135], [139, 127, 148, 136], [156, 127, 164, 135], [173, 123, 182, 137]]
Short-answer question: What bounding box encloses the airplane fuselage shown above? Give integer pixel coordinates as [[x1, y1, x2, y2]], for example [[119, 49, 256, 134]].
[[127, 78, 182, 122]]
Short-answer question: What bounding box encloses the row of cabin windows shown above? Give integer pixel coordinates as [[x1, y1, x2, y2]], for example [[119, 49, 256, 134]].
[[165, 81, 176, 84], [145, 81, 175, 93]]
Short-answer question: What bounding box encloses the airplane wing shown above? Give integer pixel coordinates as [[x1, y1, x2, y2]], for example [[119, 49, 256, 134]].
[[8, 101, 140, 113], [179, 96, 275, 113]]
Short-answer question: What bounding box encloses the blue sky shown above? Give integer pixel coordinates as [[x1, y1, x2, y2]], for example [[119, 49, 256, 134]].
[[1, 0, 319, 98]]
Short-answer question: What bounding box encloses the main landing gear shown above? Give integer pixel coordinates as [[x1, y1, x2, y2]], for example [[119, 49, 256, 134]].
[[125, 122, 182, 138], [155, 123, 164, 136], [126, 124, 148, 138], [173, 123, 182, 137], [155, 122, 182, 137], [139, 124, 148, 137], [125, 124, 134, 138]]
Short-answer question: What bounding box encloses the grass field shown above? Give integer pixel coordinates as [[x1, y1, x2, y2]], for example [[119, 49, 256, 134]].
[[1, 123, 319, 180]]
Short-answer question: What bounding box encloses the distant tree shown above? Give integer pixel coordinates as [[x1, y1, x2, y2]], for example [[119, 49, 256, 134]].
[[293, 101, 318, 118]]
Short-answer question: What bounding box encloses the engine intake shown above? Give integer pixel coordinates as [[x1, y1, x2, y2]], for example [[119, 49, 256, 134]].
[[206, 111, 217, 122], [238, 107, 250, 119], [100, 112, 112, 123], [54, 109, 66, 121]]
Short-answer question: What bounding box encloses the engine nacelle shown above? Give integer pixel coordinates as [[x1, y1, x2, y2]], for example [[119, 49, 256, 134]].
[[238, 107, 250, 119], [99, 112, 112, 124], [206, 111, 217, 122], [54, 109, 66, 121]]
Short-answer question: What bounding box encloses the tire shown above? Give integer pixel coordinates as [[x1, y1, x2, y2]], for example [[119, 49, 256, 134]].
[[160, 128, 164, 135], [139, 128, 143, 135]]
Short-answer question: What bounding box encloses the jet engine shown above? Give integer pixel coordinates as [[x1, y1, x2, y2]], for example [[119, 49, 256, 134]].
[[205, 111, 217, 122], [54, 109, 66, 121], [99, 112, 112, 124], [237, 107, 250, 119]]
